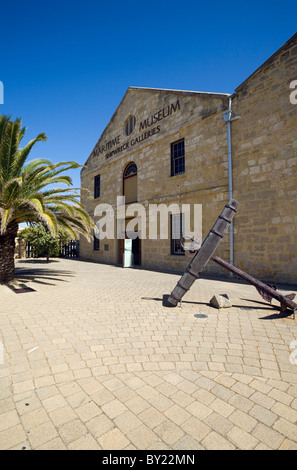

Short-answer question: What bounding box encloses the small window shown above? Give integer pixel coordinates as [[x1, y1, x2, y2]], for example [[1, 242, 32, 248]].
[[125, 115, 136, 136], [94, 175, 100, 199], [170, 214, 185, 256], [171, 139, 185, 176], [123, 162, 137, 178], [93, 231, 100, 251]]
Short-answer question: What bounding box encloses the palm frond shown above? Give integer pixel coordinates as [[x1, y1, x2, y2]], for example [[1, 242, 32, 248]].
[[0, 114, 93, 244], [0, 207, 14, 234], [13, 133, 47, 177]]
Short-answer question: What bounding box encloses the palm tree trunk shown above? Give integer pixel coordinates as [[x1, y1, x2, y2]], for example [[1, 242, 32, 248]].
[[0, 220, 19, 283]]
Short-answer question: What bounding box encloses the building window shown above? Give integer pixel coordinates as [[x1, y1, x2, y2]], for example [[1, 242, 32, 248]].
[[125, 115, 136, 136], [170, 214, 185, 256], [171, 139, 185, 176], [94, 175, 101, 199], [93, 230, 100, 251], [123, 162, 137, 204]]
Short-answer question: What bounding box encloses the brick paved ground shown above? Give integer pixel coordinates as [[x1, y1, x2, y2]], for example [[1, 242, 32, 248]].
[[0, 258, 297, 450]]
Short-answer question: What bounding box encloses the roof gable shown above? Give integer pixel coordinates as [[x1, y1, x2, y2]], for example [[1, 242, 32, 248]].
[[82, 86, 229, 170]]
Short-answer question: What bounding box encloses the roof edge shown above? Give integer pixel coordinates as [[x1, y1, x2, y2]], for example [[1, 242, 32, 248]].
[[235, 32, 297, 93], [128, 86, 230, 98]]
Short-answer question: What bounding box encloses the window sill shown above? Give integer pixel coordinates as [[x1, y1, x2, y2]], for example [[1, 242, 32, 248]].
[[169, 254, 185, 257], [171, 172, 185, 177]]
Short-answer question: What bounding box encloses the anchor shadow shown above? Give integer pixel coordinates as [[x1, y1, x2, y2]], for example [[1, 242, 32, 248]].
[[142, 295, 292, 319]]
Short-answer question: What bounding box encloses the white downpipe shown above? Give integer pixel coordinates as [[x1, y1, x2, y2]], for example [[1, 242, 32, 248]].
[[223, 96, 239, 271], [227, 97, 234, 268]]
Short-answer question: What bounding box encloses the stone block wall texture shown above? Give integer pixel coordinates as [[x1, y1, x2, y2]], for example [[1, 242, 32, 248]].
[[80, 33, 297, 284], [231, 33, 297, 283]]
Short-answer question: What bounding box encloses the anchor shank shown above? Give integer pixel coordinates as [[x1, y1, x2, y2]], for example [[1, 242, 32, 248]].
[[165, 199, 239, 307]]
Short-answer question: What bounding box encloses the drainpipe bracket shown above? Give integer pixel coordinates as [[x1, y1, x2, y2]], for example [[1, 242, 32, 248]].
[[222, 110, 233, 122]]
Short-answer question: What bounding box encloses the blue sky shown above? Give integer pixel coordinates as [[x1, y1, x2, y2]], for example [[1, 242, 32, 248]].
[[1, 0, 296, 188]]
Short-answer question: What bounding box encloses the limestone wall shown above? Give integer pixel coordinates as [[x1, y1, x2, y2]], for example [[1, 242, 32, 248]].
[[231, 34, 297, 283]]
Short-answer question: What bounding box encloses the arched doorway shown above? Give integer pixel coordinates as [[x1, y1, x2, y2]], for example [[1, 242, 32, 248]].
[[118, 162, 141, 266], [123, 162, 137, 204]]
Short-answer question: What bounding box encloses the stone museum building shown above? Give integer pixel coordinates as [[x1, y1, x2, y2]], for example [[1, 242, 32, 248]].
[[80, 32, 297, 284]]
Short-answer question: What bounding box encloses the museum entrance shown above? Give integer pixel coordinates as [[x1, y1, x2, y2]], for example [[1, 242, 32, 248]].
[[117, 216, 142, 267], [118, 236, 141, 267], [118, 161, 141, 266]]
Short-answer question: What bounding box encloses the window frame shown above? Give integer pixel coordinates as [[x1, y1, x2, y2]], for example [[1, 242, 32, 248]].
[[171, 139, 185, 176], [170, 213, 185, 256], [125, 115, 136, 136], [94, 174, 101, 199], [93, 229, 100, 251]]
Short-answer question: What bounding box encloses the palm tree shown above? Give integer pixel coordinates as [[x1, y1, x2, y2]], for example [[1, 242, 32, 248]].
[[0, 114, 93, 283]]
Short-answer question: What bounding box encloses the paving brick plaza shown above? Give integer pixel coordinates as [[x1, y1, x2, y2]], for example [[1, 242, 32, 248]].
[[1, 258, 297, 450]]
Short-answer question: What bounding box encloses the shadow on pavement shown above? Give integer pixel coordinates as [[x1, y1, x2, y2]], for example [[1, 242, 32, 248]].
[[14, 266, 75, 286], [258, 311, 294, 320], [142, 295, 276, 309], [17, 259, 60, 264], [142, 295, 288, 319]]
